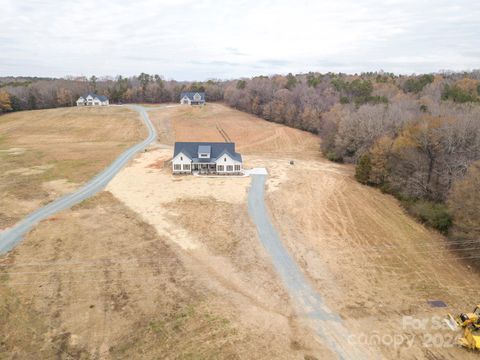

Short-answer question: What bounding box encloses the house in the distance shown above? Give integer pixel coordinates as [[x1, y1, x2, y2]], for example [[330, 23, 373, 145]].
[[180, 92, 205, 106], [172, 142, 242, 175], [76, 93, 109, 106]]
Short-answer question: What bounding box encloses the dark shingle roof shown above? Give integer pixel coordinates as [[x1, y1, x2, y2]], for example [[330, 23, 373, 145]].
[[174, 142, 242, 162], [198, 145, 211, 154], [84, 93, 108, 101], [180, 92, 205, 101]]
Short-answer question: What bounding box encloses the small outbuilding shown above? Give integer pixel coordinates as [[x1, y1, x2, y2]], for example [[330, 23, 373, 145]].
[[172, 142, 242, 175]]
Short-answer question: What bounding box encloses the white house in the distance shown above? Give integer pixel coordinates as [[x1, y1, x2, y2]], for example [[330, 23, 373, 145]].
[[76, 93, 109, 106], [172, 142, 242, 175], [180, 92, 205, 106]]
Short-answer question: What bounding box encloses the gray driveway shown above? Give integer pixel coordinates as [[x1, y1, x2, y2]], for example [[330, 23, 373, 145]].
[[0, 105, 157, 254], [248, 174, 372, 360]]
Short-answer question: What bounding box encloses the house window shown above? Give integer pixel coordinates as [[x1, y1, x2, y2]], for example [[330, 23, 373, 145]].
[[235, 165, 241, 171], [180, 156, 183, 161], [183, 164, 190, 171], [224, 157, 226, 162], [226, 165, 233, 171], [174, 164, 181, 170], [217, 165, 224, 171]]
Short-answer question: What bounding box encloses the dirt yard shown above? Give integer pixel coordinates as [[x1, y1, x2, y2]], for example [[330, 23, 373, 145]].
[[0, 106, 146, 229], [1, 103, 479, 359]]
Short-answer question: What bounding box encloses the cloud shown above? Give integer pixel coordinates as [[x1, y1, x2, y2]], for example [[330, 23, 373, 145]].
[[225, 47, 248, 56], [1, 0, 479, 79]]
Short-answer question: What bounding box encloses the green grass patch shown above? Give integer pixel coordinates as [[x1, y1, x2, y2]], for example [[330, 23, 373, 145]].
[[403, 200, 453, 234]]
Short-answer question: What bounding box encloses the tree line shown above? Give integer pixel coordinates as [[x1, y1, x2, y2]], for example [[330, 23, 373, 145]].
[[224, 70, 480, 267], [1, 70, 479, 266], [0, 74, 224, 112]]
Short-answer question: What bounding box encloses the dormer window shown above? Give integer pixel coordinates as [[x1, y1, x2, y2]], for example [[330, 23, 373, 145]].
[[198, 145, 211, 159], [224, 157, 226, 162], [181, 156, 183, 160]]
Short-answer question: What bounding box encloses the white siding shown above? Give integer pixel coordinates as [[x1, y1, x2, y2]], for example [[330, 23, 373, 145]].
[[215, 153, 242, 173], [180, 96, 191, 105], [172, 152, 192, 173], [78, 96, 109, 106]]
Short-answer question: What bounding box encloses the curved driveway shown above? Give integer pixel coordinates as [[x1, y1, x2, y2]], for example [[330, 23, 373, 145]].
[[248, 175, 372, 360], [0, 105, 156, 254]]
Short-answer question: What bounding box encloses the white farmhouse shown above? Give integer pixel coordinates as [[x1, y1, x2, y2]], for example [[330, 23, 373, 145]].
[[180, 92, 205, 106], [76, 93, 109, 106], [172, 142, 243, 175]]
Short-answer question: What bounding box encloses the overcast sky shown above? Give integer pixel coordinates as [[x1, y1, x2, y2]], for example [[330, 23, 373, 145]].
[[1, 0, 479, 80]]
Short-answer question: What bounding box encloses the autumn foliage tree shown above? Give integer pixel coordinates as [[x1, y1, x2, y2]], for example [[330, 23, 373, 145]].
[[448, 161, 480, 242], [56, 88, 73, 107], [0, 90, 12, 113], [1, 70, 480, 258]]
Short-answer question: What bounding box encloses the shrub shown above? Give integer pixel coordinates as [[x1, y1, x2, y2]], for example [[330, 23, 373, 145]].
[[355, 154, 372, 184], [325, 151, 343, 163], [406, 200, 453, 234]]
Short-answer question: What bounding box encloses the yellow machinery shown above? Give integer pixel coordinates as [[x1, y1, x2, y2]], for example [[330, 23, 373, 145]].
[[446, 304, 480, 351]]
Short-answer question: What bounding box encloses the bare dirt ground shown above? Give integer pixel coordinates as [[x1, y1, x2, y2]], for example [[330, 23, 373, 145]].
[[264, 158, 480, 359], [0, 106, 146, 229], [105, 147, 330, 358], [0, 104, 326, 359], [147, 103, 480, 358], [1, 103, 479, 359], [1, 192, 281, 359]]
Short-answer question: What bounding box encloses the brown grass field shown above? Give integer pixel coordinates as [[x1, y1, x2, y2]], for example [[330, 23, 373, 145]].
[[0, 106, 146, 229], [148, 103, 320, 157], [1, 103, 479, 359]]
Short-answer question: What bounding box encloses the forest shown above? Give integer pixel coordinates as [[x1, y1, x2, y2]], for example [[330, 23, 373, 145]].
[[1, 70, 479, 265]]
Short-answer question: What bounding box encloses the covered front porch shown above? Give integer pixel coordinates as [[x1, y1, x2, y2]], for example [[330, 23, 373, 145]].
[[192, 162, 217, 174]]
